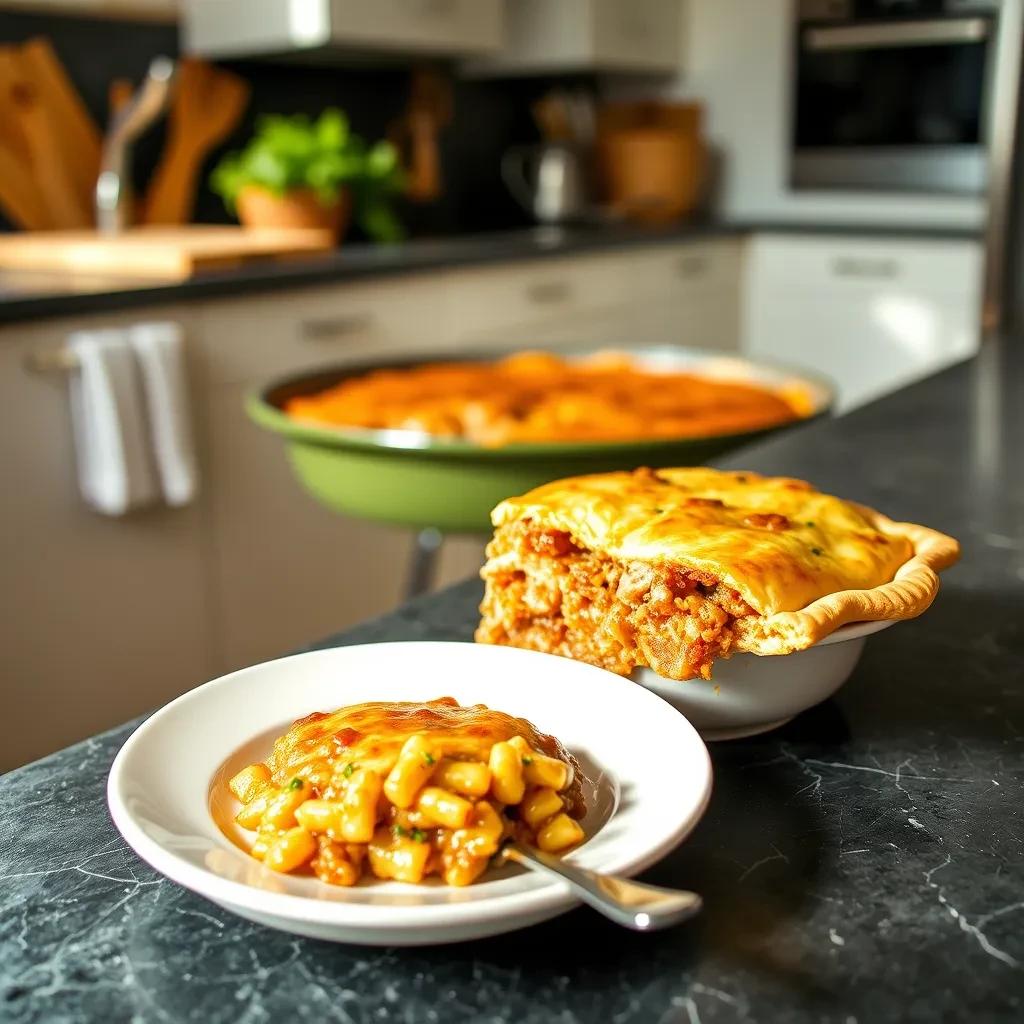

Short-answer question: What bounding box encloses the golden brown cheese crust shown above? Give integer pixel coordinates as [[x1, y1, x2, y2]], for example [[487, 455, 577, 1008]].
[[284, 351, 804, 447], [268, 697, 587, 819], [487, 467, 960, 657], [495, 468, 912, 614]]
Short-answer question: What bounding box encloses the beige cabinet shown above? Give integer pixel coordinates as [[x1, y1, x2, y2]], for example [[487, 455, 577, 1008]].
[[193, 275, 454, 673], [442, 251, 630, 345], [0, 306, 213, 771], [618, 239, 745, 351], [444, 240, 743, 351]]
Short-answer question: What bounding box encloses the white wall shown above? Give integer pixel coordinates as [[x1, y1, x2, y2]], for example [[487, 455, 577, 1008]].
[[672, 0, 985, 230]]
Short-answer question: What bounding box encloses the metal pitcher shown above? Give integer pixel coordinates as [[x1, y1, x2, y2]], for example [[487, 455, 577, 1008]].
[[501, 143, 590, 225]]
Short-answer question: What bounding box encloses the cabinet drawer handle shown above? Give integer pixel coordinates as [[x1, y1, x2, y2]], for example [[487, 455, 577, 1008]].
[[301, 314, 374, 341], [525, 280, 572, 305], [24, 347, 79, 375], [830, 257, 900, 280], [676, 254, 710, 279], [398, 0, 457, 17]]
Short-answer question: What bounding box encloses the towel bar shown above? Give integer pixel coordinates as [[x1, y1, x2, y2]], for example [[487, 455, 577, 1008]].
[[24, 348, 80, 375]]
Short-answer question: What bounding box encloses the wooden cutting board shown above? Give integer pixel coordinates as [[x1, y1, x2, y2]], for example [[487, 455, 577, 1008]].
[[0, 226, 337, 280]]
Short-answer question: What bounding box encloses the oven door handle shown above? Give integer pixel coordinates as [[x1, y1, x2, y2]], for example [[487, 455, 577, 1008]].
[[804, 18, 989, 51]]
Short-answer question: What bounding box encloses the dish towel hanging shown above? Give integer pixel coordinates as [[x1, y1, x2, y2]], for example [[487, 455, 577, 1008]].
[[128, 321, 199, 507], [67, 329, 159, 515]]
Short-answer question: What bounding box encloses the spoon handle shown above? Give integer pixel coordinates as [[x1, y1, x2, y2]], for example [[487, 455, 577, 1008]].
[[502, 843, 702, 931]]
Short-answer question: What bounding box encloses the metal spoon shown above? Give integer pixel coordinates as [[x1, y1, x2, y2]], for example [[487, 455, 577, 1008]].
[[501, 842, 702, 931]]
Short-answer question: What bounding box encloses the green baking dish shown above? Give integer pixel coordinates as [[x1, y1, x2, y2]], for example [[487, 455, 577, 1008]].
[[247, 346, 835, 534]]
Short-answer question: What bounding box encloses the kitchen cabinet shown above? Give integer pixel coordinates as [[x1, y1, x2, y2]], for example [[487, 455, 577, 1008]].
[[597, 239, 743, 351], [193, 275, 453, 672], [183, 0, 503, 61], [0, 305, 214, 772], [469, 0, 684, 75], [445, 240, 743, 351], [742, 234, 983, 411]]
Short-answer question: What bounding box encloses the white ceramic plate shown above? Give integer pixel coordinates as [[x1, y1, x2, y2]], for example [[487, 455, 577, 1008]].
[[633, 619, 896, 740], [108, 641, 712, 946]]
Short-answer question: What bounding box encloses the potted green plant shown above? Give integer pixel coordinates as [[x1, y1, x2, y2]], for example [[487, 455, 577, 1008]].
[[210, 108, 404, 244]]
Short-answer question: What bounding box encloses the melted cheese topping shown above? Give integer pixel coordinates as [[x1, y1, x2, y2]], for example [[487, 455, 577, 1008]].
[[491, 467, 913, 615], [267, 696, 585, 815], [284, 351, 804, 446]]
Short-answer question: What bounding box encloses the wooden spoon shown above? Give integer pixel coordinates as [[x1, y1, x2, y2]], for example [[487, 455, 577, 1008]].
[[389, 67, 453, 203], [144, 59, 250, 225]]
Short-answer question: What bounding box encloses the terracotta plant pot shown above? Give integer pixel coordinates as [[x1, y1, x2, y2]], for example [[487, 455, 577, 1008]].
[[236, 185, 350, 242]]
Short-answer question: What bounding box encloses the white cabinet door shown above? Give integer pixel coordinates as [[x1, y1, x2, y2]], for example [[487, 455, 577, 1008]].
[[184, 0, 502, 60], [194, 277, 451, 672], [743, 234, 982, 411], [468, 0, 683, 74], [0, 307, 214, 770], [590, 0, 684, 71]]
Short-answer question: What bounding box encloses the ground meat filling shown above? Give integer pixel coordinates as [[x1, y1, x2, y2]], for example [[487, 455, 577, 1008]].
[[476, 521, 755, 681]]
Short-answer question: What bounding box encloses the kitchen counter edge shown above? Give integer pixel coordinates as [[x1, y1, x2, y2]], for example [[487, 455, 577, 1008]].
[[0, 220, 981, 326]]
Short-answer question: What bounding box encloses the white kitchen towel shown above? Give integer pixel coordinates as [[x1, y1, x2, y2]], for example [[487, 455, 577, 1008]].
[[129, 321, 199, 507], [67, 329, 159, 516]]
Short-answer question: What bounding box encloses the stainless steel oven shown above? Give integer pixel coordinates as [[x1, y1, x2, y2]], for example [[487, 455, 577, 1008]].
[[792, 0, 1003, 194]]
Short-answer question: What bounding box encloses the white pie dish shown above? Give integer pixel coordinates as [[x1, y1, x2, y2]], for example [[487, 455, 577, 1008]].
[[107, 641, 712, 946], [632, 619, 895, 740]]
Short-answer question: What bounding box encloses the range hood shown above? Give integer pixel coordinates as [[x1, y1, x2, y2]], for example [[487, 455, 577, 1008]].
[[182, 0, 504, 62]]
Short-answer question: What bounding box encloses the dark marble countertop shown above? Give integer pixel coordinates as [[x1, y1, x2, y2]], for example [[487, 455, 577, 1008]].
[[2, 342, 1021, 1023], [0, 219, 981, 326]]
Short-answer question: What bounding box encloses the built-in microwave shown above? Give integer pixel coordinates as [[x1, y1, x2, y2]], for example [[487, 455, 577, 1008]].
[[792, 0, 1002, 194]]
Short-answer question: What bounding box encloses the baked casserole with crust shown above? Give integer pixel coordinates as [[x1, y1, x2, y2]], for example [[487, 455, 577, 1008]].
[[476, 467, 959, 681], [284, 351, 809, 446]]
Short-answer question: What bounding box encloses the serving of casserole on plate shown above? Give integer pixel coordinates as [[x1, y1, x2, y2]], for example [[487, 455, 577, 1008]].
[[107, 642, 712, 945], [224, 697, 588, 889], [477, 467, 960, 736]]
